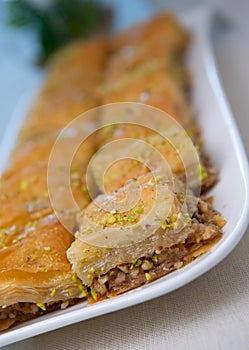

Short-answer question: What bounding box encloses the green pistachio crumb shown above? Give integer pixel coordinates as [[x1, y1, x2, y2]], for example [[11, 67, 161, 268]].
[[152, 254, 158, 263], [145, 273, 152, 281], [37, 302, 46, 311], [90, 288, 98, 301], [50, 289, 57, 297], [81, 185, 88, 193], [67, 288, 74, 297], [107, 214, 117, 224], [155, 175, 162, 183], [199, 164, 208, 181], [25, 221, 38, 229], [20, 180, 28, 191], [101, 218, 107, 225], [78, 285, 88, 298], [127, 216, 136, 223], [172, 222, 178, 229], [71, 171, 81, 180], [30, 253, 36, 261], [72, 180, 81, 188], [161, 217, 173, 230], [0, 229, 6, 237], [89, 267, 95, 274], [72, 274, 78, 283], [134, 259, 142, 267], [161, 221, 167, 230], [135, 206, 144, 214]]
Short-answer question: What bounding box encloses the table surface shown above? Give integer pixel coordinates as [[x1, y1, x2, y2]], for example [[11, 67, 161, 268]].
[[1, 1, 248, 349]]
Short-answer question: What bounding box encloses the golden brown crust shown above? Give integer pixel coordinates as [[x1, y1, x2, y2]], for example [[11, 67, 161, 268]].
[[112, 13, 189, 54], [0, 215, 87, 307], [18, 37, 108, 144]]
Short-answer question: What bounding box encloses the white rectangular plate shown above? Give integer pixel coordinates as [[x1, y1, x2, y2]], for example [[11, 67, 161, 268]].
[[0, 5, 249, 347]]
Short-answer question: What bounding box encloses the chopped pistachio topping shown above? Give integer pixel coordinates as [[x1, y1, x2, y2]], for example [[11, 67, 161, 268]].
[[177, 192, 185, 204], [78, 285, 88, 298], [107, 214, 117, 224], [27, 253, 36, 262], [0, 229, 6, 237], [17, 234, 25, 242], [145, 273, 152, 281], [72, 180, 81, 188], [161, 221, 168, 230], [161, 216, 178, 230], [134, 259, 142, 267], [37, 302, 46, 311], [127, 216, 136, 223], [90, 288, 98, 301], [20, 180, 28, 191], [172, 222, 178, 229], [199, 164, 208, 181], [135, 206, 144, 214], [50, 289, 57, 297], [81, 185, 88, 193], [71, 170, 81, 180], [68, 288, 74, 297], [72, 273, 79, 283], [89, 267, 95, 274], [30, 253, 36, 261], [152, 254, 158, 263], [154, 175, 162, 183], [25, 221, 38, 229]]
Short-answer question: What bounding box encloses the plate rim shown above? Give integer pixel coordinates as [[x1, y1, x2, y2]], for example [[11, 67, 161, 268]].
[[0, 5, 249, 347]]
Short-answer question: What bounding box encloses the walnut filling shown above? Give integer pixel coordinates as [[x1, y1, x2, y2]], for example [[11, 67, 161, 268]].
[[88, 197, 225, 301], [90, 232, 222, 300], [0, 300, 81, 330]]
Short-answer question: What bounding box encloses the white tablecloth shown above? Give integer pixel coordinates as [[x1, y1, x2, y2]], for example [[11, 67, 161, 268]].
[[1, 0, 249, 349]]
